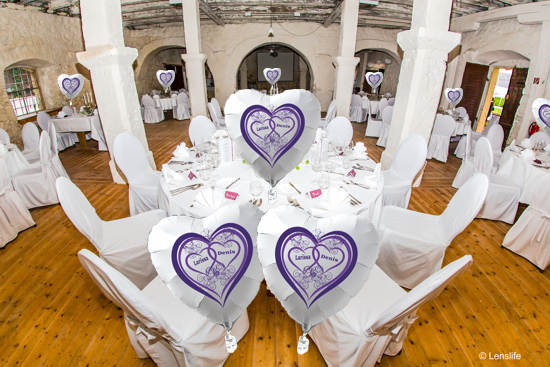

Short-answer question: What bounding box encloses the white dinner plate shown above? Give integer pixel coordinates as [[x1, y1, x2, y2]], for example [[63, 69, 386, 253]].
[[216, 177, 241, 190], [276, 183, 301, 196]]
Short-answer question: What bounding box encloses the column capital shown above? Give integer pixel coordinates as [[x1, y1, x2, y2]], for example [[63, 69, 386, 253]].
[[333, 55, 360, 68], [77, 46, 138, 69], [398, 28, 461, 55], [181, 53, 208, 64]]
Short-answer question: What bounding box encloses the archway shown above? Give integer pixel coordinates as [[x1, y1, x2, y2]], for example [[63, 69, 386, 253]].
[[235, 43, 313, 93], [353, 49, 401, 96]]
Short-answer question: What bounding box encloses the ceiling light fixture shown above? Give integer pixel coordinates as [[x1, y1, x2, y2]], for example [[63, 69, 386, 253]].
[[268, 0, 275, 38]]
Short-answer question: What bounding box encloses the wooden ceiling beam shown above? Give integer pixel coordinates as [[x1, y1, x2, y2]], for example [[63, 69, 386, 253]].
[[198, 0, 225, 26], [323, 0, 343, 28]]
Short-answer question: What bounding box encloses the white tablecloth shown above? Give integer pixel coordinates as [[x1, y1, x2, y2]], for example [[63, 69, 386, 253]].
[[453, 121, 469, 137], [496, 147, 550, 205], [50, 115, 107, 151], [158, 153, 384, 223], [0, 146, 30, 177], [155, 97, 177, 111], [362, 99, 379, 115]]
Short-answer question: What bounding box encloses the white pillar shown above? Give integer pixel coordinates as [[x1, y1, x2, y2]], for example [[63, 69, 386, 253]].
[[77, 0, 154, 183], [299, 57, 308, 90], [239, 62, 247, 90], [380, 0, 461, 169], [333, 0, 360, 119], [182, 0, 208, 117]]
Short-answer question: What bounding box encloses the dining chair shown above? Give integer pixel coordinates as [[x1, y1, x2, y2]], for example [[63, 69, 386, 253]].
[[376, 106, 394, 147], [310, 255, 473, 366], [326, 116, 353, 145], [530, 131, 550, 145], [452, 126, 475, 189], [188, 116, 217, 146], [321, 100, 337, 129], [349, 95, 365, 123], [40, 111, 77, 151], [426, 115, 456, 163], [376, 98, 389, 119], [0, 129, 9, 144], [21, 122, 40, 162], [46, 123, 70, 178], [62, 106, 74, 116], [208, 103, 221, 130], [381, 134, 427, 208], [455, 115, 499, 159], [210, 98, 225, 127], [113, 133, 162, 216], [174, 93, 191, 121], [364, 98, 383, 138], [387, 98, 395, 106], [377, 174, 487, 288], [78, 249, 249, 366], [142, 94, 165, 124]]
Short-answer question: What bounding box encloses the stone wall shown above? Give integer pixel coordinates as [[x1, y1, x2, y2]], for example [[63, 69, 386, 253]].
[[362, 51, 400, 96], [0, 9, 93, 147], [141, 48, 186, 97]]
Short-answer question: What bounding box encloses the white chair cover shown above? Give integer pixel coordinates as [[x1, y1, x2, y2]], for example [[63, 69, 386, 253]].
[[62, 106, 74, 116], [503, 174, 550, 270], [487, 124, 504, 165], [377, 174, 488, 288], [385, 93, 392, 99], [311, 256, 472, 367], [21, 122, 40, 162], [210, 98, 225, 127], [364, 97, 383, 138], [46, 123, 70, 178], [36, 111, 50, 132], [376, 98, 389, 119], [473, 138, 521, 224], [57, 177, 166, 289], [0, 129, 9, 144], [350, 95, 365, 123], [456, 107, 467, 119], [188, 116, 216, 146], [0, 159, 34, 248], [455, 115, 499, 158], [142, 95, 165, 124], [113, 133, 161, 216], [426, 115, 456, 162], [12, 131, 60, 209], [452, 126, 475, 189], [530, 132, 550, 145], [173, 92, 191, 121], [387, 98, 395, 106], [321, 100, 337, 129], [78, 249, 249, 366], [40, 111, 76, 151], [382, 134, 427, 208], [326, 116, 353, 145], [208, 103, 222, 130], [151, 90, 161, 96], [376, 106, 394, 147]]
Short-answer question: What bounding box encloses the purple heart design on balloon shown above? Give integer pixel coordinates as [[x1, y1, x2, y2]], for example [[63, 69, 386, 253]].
[[448, 90, 461, 103], [368, 74, 381, 86], [275, 227, 357, 308], [538, 104, 550, 128], [159, 72, 173, 84], [266, 70, 279, 84], [62, 78, 80, 95], [172, 223, 253, 306], [240, 103, 305, 167]]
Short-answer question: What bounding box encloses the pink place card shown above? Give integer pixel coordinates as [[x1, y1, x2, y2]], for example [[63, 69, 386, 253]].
[[309, 189, 322, 199], [347, 169, 356, 177], [188, 171, 197, 180], [225, 191, 239, 200]]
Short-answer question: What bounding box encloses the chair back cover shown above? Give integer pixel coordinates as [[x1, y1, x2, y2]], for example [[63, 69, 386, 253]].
[[533, 175, 550, 215], [22, 123, 40, 152], [142, 95, 155, 107], [0, 159, 10, 194], [324, 101, 337, 127], [39, 131, 53, 170], [482, 115, 500, 136], [326, 116, 353, 144], [56, 177, 104, 250], [388, 98, 396, 106], [188, 116, 216, 146], [456, 107, 468, 118], [62, 106, 74, 116], [486, 124, 504, 152], [113, 133, 153, 183], [378, 98, 389, 116], [153, 95, 160, 100], [440, 174, 489, 243], [390, 134, 427, 182], [432, 115, 456, 137], [47, 123, 59, 154], [211, 98, 223, 117], [351, 95, 362, 107], [368, 256, 473, 336], [176, 92, 188, 105], [530, 132, 550, 145], [473, 137, 493, 177], [207, 103, 220, 127], [382, 106, 393, 126], [0, 129, 9, 144], [36, 111, 51, 132], [385, 93, 392, 98]]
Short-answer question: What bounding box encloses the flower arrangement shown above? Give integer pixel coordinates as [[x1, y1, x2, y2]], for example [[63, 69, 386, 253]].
[[80, 105, 94, 116]]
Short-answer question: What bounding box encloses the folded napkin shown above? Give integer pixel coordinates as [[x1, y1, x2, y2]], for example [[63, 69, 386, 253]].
[[521, 138, 532, 149], [192, 188, 225, 214], [57, 111, 67, 118], [0, 143, 7, 158], [172, 142, 190, 160], [363, 163, 382, 189], [354, 142, 367, 154], [162, 164, 184, 186], [309, 187, 351, 217], [520, 149, 535, 162]]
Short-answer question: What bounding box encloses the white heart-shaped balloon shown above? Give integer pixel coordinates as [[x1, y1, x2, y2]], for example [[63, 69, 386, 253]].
[[57, 74, 84, 101], [263, 68, 281, 85], [156, 70, 176, 91], [532, 98, 550, 136], [225, 89, 320, 187], [365, 72, 383, 89], [147, 203, 264, 352], [257, 206, 380, 353], [445, 88, 463, 108]]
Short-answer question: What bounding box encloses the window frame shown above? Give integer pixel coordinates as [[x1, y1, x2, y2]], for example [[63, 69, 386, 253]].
[[4, 67, 44, 117]]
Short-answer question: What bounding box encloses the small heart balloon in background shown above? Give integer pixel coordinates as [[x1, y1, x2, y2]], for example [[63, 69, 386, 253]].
[[156, 70, 176, 92], [148, 203, 264, 353], [57, 74, 85, 106], [444, 88, 463, 108], [225, 89, 320, 203], [263, 68, 282, 95], [256, 206, 380, 354], [365, 72, 384, 94], [532, 98, 550, 136]]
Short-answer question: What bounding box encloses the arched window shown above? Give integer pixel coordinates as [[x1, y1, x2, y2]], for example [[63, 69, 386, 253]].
[[4, 67, 43, 117]]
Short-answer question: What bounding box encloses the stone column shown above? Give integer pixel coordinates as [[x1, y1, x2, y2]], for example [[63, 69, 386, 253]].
[[380, 0, 461, 169], [181, 0, 208, 117], [239, 62, 247, 90], [77, 0, 154, 183], [333, 0, 360, 119], [357, 52, 369, 91], [299, 58, 308, 90]]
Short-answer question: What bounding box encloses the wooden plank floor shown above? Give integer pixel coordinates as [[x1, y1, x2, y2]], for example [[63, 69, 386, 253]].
[[1, 118, 549, 366]]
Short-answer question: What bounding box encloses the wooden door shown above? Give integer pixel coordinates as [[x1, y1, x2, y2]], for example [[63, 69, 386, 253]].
[[499, 67, 528, 147], [458, 62, 490, 122], [164, 65, 185, 91]]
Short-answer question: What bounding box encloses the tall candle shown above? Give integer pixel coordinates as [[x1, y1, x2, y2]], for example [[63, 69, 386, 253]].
[[84, 94, 88, 104]]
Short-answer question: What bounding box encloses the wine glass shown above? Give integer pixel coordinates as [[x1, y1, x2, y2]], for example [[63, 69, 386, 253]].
[[199, 165, 212, 182], [249, 181, 263, 197], [318, 172, 330, 190]]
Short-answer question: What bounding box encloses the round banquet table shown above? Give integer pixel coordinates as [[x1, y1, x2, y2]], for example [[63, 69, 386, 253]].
[[158, 152, 384, 224], [496, 147, 550, 204], [362, 99, 379, 116], [50, 115, 108, 151], [155, 97, 177, 111], [0, 145, 30, 177]]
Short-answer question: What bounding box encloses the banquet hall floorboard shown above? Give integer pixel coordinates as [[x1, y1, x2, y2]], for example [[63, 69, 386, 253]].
[[1, 118, 549, 366]]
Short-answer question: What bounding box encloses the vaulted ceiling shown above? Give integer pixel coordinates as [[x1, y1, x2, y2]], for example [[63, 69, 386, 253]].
[[1, 0, 540, 30]]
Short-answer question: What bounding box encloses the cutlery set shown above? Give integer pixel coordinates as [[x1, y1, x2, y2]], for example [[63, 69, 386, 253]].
[[170, 183, 203, 196]]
